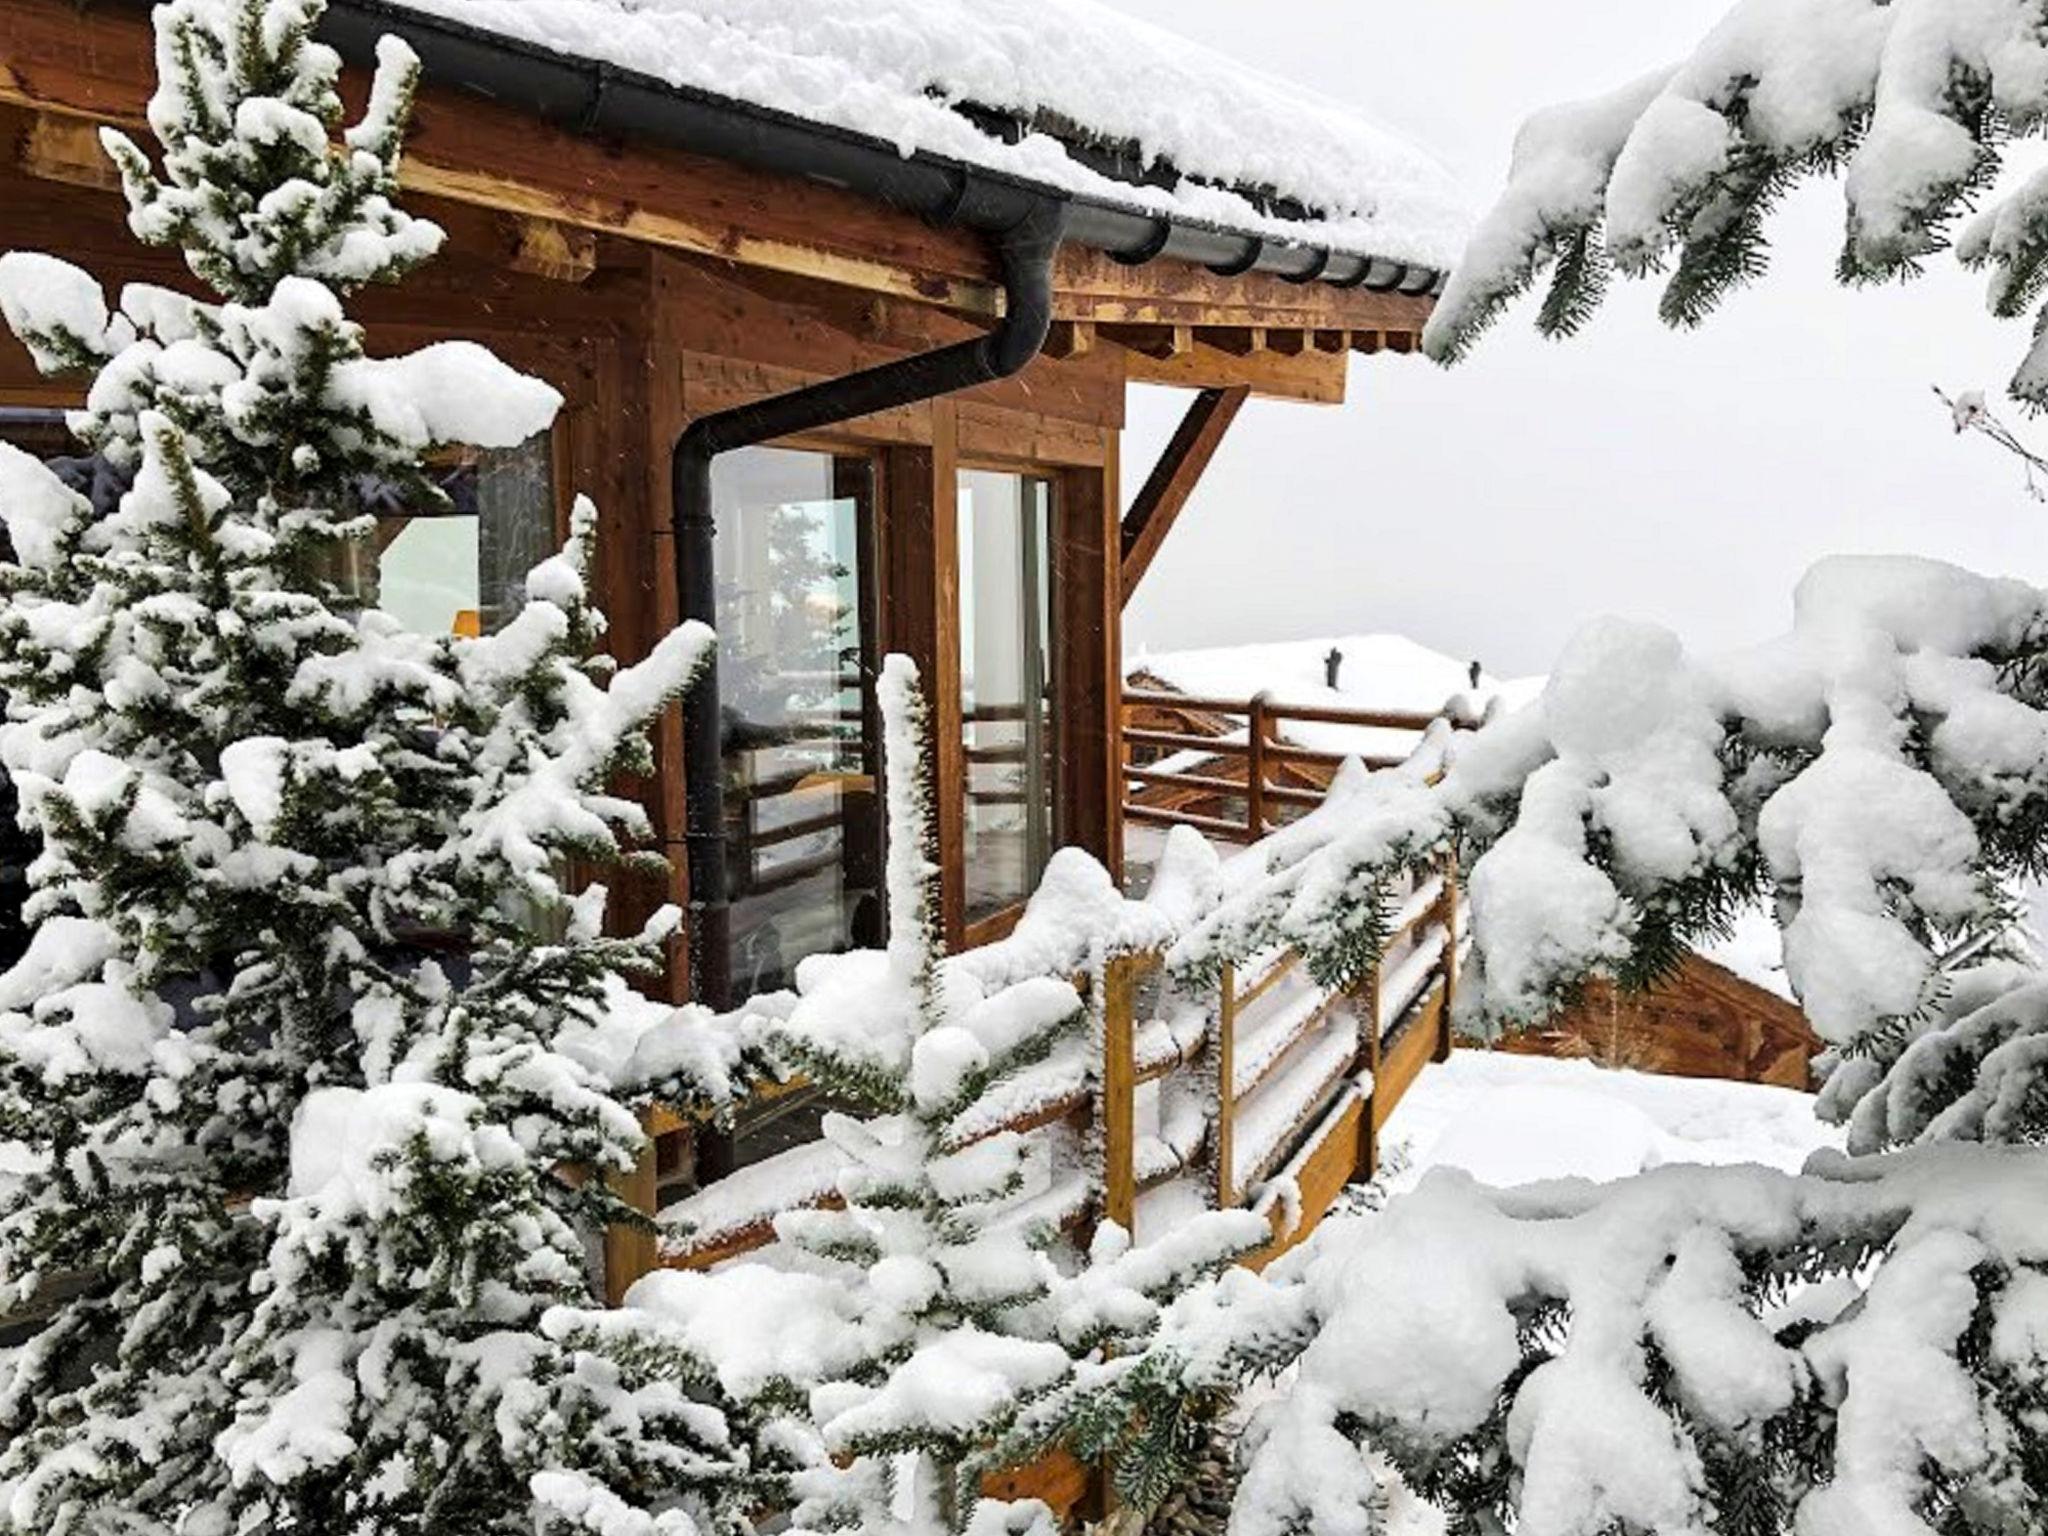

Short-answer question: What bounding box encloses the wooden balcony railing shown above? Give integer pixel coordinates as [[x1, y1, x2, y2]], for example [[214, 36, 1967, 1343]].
[[1121, 687, 1474, 844]]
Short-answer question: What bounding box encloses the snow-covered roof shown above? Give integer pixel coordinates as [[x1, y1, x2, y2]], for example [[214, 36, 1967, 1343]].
[[1129, 632, 1543, 761], [386, 0, 1471, 274]]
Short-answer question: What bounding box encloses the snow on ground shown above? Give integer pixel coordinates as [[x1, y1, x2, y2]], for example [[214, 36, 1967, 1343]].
[[387, 0, 1470, 272], [1378, 1049, 1843, 1193]]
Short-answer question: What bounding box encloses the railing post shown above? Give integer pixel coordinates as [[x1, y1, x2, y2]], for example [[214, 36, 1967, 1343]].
[[1435, 859, 1458, 1064], [1359, 960, 1383, 1180], [1215, 962, 1237, 1208], [603, 1109, 662, 1306], [1101, 953, 1140, 1233], [1246, 691, 1270, 842]]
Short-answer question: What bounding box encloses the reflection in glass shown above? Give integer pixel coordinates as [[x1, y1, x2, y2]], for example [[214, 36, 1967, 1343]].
[[712, 447, 881, 999], [366, 434, 554, 637], [959, 469, 1055, 924]]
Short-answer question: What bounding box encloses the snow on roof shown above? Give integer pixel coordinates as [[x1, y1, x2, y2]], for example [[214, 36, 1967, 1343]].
[[387, 0, 1471, 272], [1697, 904, 1793, 1002], [1128, 632, 1542, 760], [1380, 1051, 1840, 1191]]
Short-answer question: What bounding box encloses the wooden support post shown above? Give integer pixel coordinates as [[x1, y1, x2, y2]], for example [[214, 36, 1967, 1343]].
[[1435, 861, 1459, 1064], [1215, 963, 1238, 1208], [1119, 384, 1249, 604], [882, 413, 966, 945], [20, 112, 120, 192], [1359, 961, 1384, 1179], [1245, 691, 1270, 842], [602, 1110, 662, 1306], [1101, 954, 1141, 1232]]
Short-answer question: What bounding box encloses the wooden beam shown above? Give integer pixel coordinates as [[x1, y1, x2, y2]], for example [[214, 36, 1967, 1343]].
[[503, 213, 596, 283], [1122, 341, 1345, 404], [1100, 322, 1192, 360], [1043, 319, 1094, 360], [1204, 326, 1267, 357], [1119, 384, 1248, 603], [19, 111, 118, 192]]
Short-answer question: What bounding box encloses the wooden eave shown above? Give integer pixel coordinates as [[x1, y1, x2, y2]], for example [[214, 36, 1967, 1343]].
[[0, 0, 1434, 403]]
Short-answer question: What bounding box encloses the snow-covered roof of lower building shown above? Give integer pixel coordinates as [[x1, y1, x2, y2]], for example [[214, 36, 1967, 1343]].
[[1129, 631, 1544, 760], [1380, 1050, 1842, 1190], [384, 0, 1470, 275], [1127, 631, 1796, 995]]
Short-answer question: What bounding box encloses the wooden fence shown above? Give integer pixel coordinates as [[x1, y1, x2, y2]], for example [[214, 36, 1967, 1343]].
[[1120, 687, 1472, 845]]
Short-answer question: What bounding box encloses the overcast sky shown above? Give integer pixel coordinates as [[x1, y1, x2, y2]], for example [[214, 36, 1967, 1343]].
[[1104, 0, 2047, 679]]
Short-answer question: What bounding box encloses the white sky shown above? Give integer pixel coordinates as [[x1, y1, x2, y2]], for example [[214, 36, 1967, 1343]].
[[1107, 0, 2048, 679]]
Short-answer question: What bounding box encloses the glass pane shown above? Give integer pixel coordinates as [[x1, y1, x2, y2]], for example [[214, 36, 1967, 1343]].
[[959, 469, 1055, 923], [713, 446, 881, 999], [365, 434, 552, 637]]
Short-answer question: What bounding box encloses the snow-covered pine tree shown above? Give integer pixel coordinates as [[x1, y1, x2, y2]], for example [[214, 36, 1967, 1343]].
[[1141, 556, 2048, 1536], [604, 657, 1271, 1535], [0, 1, 768, 1529], [1421, 0, 2048, 410]]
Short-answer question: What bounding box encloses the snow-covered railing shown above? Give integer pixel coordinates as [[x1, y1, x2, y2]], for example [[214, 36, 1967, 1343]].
[[636, 852, 1463, 1281], [1121, 687, 1480, 845]]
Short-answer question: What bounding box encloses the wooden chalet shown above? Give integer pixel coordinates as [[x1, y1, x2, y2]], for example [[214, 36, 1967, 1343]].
[[0, 0, 1479, 1402]]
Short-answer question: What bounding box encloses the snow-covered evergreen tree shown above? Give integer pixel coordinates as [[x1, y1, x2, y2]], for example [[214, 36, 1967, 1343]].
[[0, 1, 767, 1529], [600, 657, 1271, 1535], [1422, 0, 2048, 409]]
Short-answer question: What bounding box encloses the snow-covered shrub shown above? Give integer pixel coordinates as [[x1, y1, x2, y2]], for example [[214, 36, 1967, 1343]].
[[1423, 0, 2048, 406], [0, 1, 765, 1528]]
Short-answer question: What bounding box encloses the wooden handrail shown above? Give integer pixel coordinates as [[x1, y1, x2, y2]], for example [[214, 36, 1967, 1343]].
[[1122, 685, 1471, 844]]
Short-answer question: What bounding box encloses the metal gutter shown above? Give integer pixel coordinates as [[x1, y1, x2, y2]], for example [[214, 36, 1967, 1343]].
[[310, 0, 1445, 297]]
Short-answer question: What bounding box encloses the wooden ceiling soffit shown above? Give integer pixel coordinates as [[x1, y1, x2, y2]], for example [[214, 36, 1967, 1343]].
[[0, 0, 1438, 336], [1120, 385, 1249, 604]]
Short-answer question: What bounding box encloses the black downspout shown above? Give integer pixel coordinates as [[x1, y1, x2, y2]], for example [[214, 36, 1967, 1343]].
[[671, 195, 1070, 1010]]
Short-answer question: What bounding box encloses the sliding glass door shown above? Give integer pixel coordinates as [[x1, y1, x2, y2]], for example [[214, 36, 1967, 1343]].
[[712, 447, 882, 998], [958, 469, 1057, 926]]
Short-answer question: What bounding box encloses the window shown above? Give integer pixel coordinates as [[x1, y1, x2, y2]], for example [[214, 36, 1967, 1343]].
[[958, 468, 1056, 925], [712, 446, 882, 1000], [363, 433, 557, 636]]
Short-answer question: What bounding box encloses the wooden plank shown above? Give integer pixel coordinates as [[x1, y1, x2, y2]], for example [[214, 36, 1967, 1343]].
[[503, 213, 597, 283], [1372, 984, 1445, 1132], [1244, 1092, 1364, 1272], [1436, 863, 1459, 1065], [1123, 340, 1347, 404], [20, 110, 119, 191], [983, 1449, 1093, 1524], [1123, 803, 1257, 843], [1101, 954, 1140, 1232], [1119, 384, 1249, 601], [1215, 964, 1238, 1208], [602, 1111, 662, 1306]]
